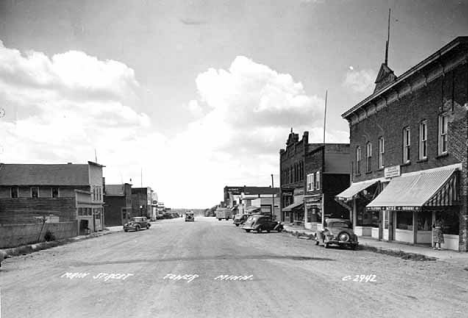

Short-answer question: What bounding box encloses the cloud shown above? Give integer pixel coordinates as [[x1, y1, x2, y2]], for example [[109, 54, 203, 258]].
[[0, 41, 138, 101], [343, 68, 376, 94]]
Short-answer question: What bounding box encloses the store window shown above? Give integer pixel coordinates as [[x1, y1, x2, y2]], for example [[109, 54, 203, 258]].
[[52, 187, 59, 198], [417, 211, 432, 231], [315, 172, 320, 190], [435, 210, 459, 235], [396, 211, 413, 230], [419, 120, 427, 160], [403, 127, 411, 163]]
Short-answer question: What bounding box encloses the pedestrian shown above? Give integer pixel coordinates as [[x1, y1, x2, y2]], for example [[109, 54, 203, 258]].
[[432, 218, 444, 250]]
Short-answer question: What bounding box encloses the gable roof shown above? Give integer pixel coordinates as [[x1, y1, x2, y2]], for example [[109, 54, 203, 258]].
[[0, 164, 91, 186]]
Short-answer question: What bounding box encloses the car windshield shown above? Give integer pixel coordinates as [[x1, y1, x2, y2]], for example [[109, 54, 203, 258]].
[[329, 222, 351, 228]]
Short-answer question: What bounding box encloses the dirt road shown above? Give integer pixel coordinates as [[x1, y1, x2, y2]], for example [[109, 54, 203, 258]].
[[1, 216, 467, 318]]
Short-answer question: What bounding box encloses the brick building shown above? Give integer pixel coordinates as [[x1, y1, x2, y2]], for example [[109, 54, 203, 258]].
[[104, 183, 132, 226], [132, 187, 153, 219], [338, 36, 468, 251], [279, 130, 350, 227], [303, 144, 350, 232]]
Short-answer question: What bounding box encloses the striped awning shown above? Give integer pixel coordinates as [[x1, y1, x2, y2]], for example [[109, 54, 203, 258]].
[[367, 168, 459, 211], [336, 179, 380, 201]]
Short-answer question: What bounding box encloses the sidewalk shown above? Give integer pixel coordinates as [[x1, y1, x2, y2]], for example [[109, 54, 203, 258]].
[[283, 224, 468, 267], [1, 225, 123, 259]]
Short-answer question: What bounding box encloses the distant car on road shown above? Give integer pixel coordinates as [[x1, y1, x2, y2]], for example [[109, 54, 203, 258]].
[[242, 214, 283, 233], [123, 217, 151, 232], [216, 208, 232, 221], [233, 214, 248, 227], [315, 218, 358, 250], [185, 211, 195, 222]]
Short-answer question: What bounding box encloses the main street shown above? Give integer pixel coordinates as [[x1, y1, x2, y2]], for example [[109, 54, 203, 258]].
[[1, 216, 467, 318]]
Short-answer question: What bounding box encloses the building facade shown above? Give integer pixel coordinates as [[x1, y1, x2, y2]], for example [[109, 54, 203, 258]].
[[132, 187, 153, 219], [0, 162, 105, 238], [339, 36, 468, 251], [223, 186, 280, 219], [104, 183, 132, 226]]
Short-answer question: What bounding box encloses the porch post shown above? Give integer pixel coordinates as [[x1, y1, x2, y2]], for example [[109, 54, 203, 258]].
[[413, 211, 417, 244]]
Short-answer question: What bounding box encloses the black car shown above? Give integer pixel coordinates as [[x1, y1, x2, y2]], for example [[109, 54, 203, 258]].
[[242, 215, 283, 233], [315, 218, 358, 249]]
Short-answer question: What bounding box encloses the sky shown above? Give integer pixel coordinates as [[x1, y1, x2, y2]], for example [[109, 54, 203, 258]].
[[0, 0, 467, 208]]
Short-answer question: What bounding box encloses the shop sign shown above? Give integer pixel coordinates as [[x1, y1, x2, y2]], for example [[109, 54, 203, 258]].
[[384, 165, 401, 178], [370, 206, 421, 211]]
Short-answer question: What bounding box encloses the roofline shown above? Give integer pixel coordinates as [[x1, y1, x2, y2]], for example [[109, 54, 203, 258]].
[[342, 36, 468, 119], [88, 161, 106, 168]]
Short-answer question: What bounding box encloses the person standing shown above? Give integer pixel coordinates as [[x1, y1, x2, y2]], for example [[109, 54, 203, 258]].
[[432, 218, 444, 250]]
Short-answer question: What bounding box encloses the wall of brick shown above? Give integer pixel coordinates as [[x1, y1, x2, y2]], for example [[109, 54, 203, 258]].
[[0, 221, 77, 248], [348, 59, 468, 251]]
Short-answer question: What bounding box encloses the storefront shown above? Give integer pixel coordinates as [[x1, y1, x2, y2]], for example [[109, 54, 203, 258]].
[[304, 195, 322, 232], [366, 166, 460, 250], [283, 193, 304, 225], [335, 179, 382, 239]]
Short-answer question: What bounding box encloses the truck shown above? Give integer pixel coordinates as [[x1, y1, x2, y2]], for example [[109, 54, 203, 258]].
[[215, 208, 232, 221]]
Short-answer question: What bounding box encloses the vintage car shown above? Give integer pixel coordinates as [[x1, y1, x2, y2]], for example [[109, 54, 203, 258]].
[[315, 218, 358, 249], [123, 217, 151, 232], [185, 211, 195, 222], [242, 214, 283, 233], [233, 214, 249, 227]]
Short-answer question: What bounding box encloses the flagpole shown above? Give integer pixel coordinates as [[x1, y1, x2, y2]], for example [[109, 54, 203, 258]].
[[323, 90, 328, 145]]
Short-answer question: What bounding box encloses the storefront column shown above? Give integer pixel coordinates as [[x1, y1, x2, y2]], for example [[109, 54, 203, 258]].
[[352, 198, 357, 230], [412, 212, 417, 244]]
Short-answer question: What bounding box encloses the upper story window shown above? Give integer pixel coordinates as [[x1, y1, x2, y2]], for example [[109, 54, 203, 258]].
[[31, 187, 39, 198], [403, 127, 411, 163], [356, 146, 361, 175], [11, 187, 18, 198], [378, 137, 385, 169], [315, 171, 321, 190], [438, 115, 448, 155], [52, 187, 59, 198], [419, 120, 427, 160], [307, 173, 314, 191], [366, 142, 372, 172]]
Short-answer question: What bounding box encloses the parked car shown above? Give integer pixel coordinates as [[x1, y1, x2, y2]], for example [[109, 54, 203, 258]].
[[185, 211, 195, 222], [123, 217, 151, 232], [242, 214, 283, 233], [315, 218, 358, 249], [233, 214, 248, 227]]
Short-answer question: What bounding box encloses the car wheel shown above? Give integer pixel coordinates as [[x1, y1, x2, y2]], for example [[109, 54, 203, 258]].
[[324, 242, 329, 248], [135, 226, 140, 232], [277, 226, 283, 233], [124, 229, 128, 232], [257, 227, 262, 233], [245, 229, 251, 233], [314, 235, 319, 245], [236, 224, 239, 227], [267, 229, 271, 233], [218, 219, 221, 221], [338, 232, 351, 242], [146, 225, 150, 229]]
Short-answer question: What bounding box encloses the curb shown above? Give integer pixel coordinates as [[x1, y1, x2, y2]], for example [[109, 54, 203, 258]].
[[0, 228, 120, 259], [283, 228, 437, 261]]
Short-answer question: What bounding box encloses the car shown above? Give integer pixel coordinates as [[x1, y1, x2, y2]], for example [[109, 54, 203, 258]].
[[233, 214, 249, 227], [315, 218, 358, 250], [123, 217, 151, 232], [185, 211, 195, 222], [242, 214, 283, 233]]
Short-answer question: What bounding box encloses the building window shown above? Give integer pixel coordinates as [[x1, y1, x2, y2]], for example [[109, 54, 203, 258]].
[[315, 172, 320, 190], [378, 137, 385, 169], [366, 142, 372, 172], [31, 187, 39, 198], [356, 146, 361, 174], [307, 173, 314, 191], [419, 120, 427, 160], [11, 187, 19, 198], [52, 187, 59, 198], [438, 115, 448, 155], [403, 127, 411, 163]]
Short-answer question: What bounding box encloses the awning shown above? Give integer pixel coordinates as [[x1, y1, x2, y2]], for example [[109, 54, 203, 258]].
[[367, 168, 459, 211], [336, 179, 380, 201], [245, 206, 261, 213], [282, 201, 304, 212]]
